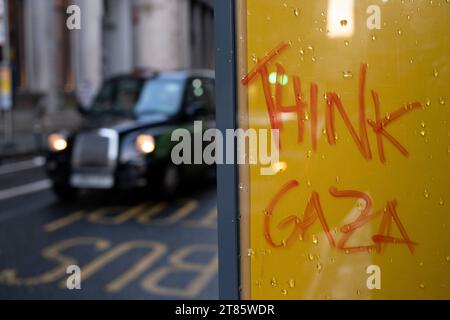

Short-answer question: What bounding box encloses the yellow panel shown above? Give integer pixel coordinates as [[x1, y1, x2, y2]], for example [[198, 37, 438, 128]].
[[237, 0, 450, 300]]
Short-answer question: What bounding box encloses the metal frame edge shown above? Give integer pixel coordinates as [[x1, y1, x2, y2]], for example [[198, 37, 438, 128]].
[[214, 0, 240, 300]]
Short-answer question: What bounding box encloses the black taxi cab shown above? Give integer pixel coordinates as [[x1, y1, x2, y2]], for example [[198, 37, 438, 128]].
[[46, 70, 215, 201]]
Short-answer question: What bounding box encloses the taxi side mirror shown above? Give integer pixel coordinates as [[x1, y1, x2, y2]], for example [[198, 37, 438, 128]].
[[77, 104, 90, 116], [186, 101, 207, 118]]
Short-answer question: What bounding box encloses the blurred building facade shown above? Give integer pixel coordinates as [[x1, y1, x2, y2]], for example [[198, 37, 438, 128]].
[[8, 0, 214, 111]]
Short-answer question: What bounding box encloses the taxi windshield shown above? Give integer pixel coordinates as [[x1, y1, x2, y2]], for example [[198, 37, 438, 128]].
[[134, 78, 185, 116], [90, 77, 144, 116]]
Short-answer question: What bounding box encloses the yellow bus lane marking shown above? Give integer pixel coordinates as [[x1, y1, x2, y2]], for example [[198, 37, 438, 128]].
[[0, 237, 218, 299], [135, 202, 168, 224], [0, 237, 110, 286], [57, 240, 167, 292], [43, 198, 207, 231], [140, 244, 218, 298], [44, 211, 85, 232], [143, 200, 198, 225], [87, 203, 149, 225], [184, 207, 217, 229]]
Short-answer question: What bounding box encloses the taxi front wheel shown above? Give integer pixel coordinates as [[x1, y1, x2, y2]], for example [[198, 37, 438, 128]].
[[161, 165, 182, 199], [52, 184, 79, 203]]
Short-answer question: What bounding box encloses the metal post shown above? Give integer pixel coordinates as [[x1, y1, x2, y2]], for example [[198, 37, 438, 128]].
[[46, 0, 57, 114], [214, 0, 240, 300], [1, 0, 13, 147]]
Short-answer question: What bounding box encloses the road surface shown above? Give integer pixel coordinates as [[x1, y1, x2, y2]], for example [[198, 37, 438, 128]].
[[0, 157, 218, 299]]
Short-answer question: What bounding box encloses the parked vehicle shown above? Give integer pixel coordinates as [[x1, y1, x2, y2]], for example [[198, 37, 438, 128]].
[[46, 70, 215, 201]]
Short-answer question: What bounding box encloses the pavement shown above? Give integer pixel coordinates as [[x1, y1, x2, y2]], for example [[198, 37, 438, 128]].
[[0, 106, 82, 162], [0, 157, 219, 300]]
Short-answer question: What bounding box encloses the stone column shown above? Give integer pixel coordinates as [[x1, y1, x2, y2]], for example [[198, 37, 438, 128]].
[[103, 0, 133, 78], [132, 0, 191, 70], [71, 0, 103, 107]]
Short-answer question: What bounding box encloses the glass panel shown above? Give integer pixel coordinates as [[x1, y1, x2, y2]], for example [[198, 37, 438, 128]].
[[237, 0, 450, 300]]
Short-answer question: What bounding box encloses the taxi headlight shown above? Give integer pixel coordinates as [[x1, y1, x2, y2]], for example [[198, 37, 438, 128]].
[[48, 133, 68, 152], [135, 134, 156, 154]]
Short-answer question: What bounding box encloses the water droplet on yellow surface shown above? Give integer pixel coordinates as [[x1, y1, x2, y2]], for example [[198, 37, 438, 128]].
[[419, 284, 425, 289], [312, 234, 318, 244], [356, 289, 361, 295], [311, 56, 316, 62], [294, 8, 300, 16], [308, 253, 315, 261], [340, 19, 348, 27], [371, 34, 376, 41], [316, 262, 322, 272], [445, 256, 450, 263], [397, 29, 402, 36], [342, 71, 353, 79], [289, 279, 296, 288], [439, 97, 445, 105], [439, 199, 445, 206], [271, 277, 277, 287], [344, 40, 349, 46], [304, 111, 310, 120], [433, 69, 439, 77], [420, 130, 426, 137], [424, 189, 430, 199], [419, 261, 424, 267], [281, 288, 288, 295]]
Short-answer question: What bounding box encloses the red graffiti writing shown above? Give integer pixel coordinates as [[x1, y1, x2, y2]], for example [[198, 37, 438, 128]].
[[263, 180, 417, 254], [242, 42, 422, 163]]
